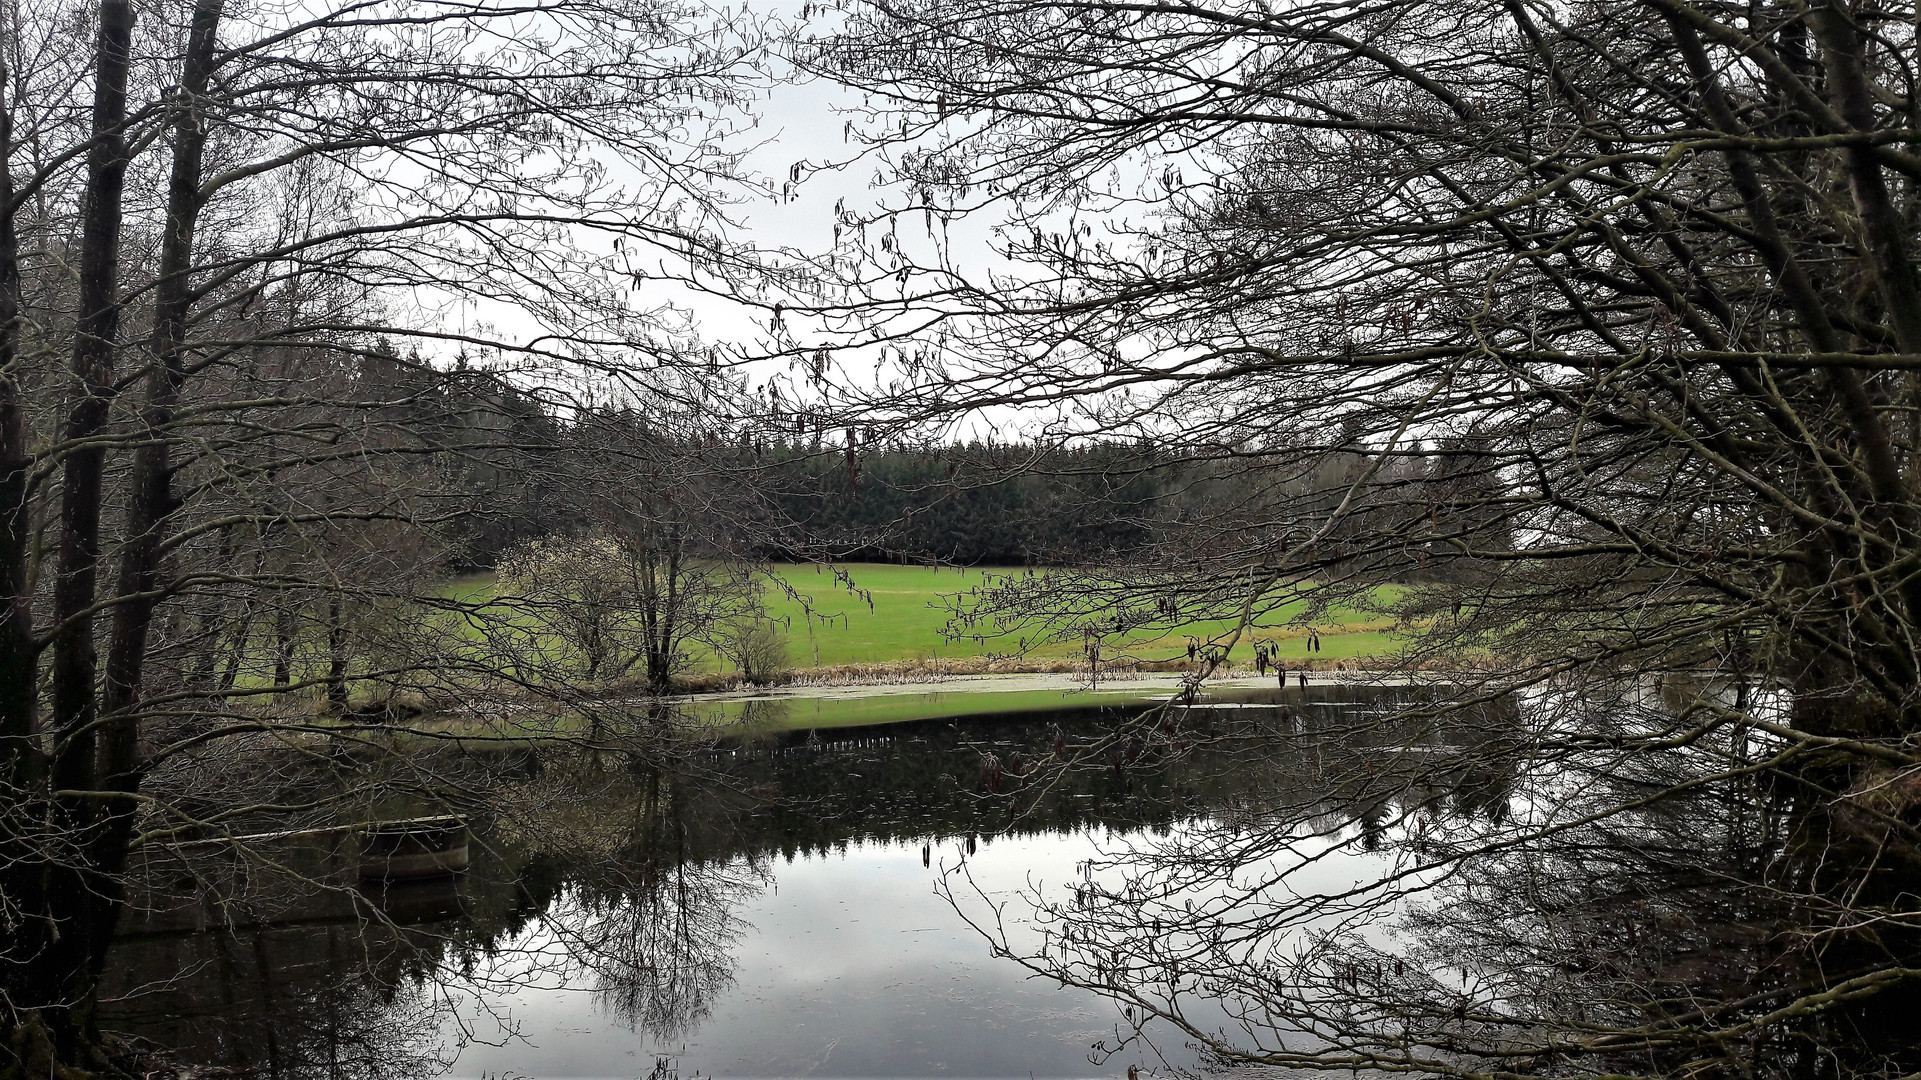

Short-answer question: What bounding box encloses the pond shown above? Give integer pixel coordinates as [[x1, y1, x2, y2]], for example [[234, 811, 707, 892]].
[[98, 684, 1463, 1079], [98, 677, 1918, 1079]]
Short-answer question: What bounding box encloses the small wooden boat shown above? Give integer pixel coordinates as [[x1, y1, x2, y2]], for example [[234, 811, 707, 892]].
[[357, 816, 469, 880]]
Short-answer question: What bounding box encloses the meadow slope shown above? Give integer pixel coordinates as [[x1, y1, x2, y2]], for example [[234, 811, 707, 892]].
[[447, 562, 1404, 676]]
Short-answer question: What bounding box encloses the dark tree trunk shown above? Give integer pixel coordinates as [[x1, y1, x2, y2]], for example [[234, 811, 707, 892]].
[[273, 603, 296, 693], [644, 537, 682, 692], [325, 598, 350, 713], [0, 43, 53, 1065], [102, 0, 224, 777], [49, 0, 134, 793], [0, 50, 34, 802], [185, 608, 224, 689], [218, 599, 254, 692], [15, 0, 137, 1057], [68, 0, 228, 1042], [220, 545, 269, 692], [185, 529, 239, 689]]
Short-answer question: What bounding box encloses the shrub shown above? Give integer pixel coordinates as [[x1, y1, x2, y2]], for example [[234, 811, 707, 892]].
[[724, 620, 791, 685]]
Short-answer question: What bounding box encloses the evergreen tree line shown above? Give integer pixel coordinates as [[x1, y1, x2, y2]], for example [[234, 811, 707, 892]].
[[439, 389, 1513, 576]]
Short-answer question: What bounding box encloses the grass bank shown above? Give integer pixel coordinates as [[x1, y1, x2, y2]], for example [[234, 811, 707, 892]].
[[446, 562, 1404, 680]]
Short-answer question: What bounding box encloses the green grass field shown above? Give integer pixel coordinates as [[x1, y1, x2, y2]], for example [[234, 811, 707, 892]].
[[445, 563, 1405, 676]]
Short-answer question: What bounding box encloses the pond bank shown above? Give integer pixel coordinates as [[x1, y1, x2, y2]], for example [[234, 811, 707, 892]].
[[391, 656, 1442, 740], [666, 669, 1408, 732], [408, 666, 1435, 737], [670, 650, 1397, 693]]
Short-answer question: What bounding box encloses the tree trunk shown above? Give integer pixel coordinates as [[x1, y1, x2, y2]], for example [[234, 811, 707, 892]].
[[0, 43, 53, 1061], [102, 0, 223, 778], [218, 599, 254, 692], [185, 531, 237, 689], [68, 1, 227, 1039], [273, 603, 297, 694], [49, 0, 134, 795], [0, 49, 35, 803], [18, 0, 137, 1057], [325, 598, 350, 714]]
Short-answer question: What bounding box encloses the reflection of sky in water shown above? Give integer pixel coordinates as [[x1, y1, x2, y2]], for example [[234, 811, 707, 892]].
[[447, 822, 1393, 1080], [450, 830, 1149, 1078]]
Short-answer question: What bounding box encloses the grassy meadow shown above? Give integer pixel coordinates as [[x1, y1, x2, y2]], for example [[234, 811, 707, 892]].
[[444, 562, 1406, 677]]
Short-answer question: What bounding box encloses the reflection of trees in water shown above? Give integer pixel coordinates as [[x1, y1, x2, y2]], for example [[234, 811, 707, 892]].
[[98, 687, 1545, 1077], [979, 680, 1920, 1079], [1393, 767, 1919, 1074], [572, 859, 759, 1041], [103, 921, 459, 1080], [100, 732, 793, 1075], [97, 679, 1921, 1078], [545, 768, 766, 1040], [1416, 726, 1919, 1075]]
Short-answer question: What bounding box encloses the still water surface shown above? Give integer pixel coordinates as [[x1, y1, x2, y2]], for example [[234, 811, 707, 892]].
[[450, 832, 1179, 1079], [101, 686, 1430, 1079]]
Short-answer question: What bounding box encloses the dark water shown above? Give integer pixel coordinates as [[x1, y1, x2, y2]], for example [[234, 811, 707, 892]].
[[447, 832, 1173, 1078], [99, 685, 1477, 1079], [103, 678, 1919, 1079]]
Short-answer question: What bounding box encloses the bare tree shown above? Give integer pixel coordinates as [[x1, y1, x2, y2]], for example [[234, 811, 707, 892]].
[[777, 0, 1921, 1073], [0, 0, 772, 1064], [497, 525, 760, 691]]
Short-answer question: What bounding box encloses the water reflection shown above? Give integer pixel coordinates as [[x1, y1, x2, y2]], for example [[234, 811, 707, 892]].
[[98, 685, 1522, 1078], [985, 677, 1921, 1080], [552, 770, 763, 1041]]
